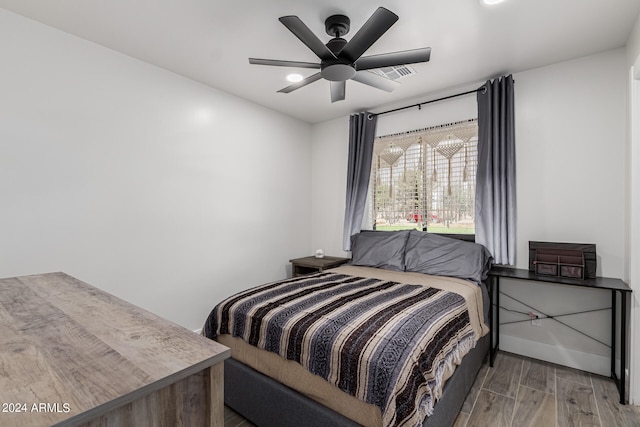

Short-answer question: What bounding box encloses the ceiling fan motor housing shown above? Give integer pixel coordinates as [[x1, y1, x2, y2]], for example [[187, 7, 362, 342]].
[[326, 37, 348, 55], [322, 15, 355, 81]]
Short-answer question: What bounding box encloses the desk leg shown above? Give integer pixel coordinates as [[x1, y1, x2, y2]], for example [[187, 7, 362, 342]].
[[611, 290, 628, 405], [496, 277, 500, 358], [489, 275, 494, 367], [620, 290, 627, 404], [611, 291, 616, 378], [489, 275, 499, 367]]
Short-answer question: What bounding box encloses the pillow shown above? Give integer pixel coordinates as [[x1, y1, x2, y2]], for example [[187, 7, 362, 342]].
[[349, 230, 411, 271], [404, 230, 493, 284]]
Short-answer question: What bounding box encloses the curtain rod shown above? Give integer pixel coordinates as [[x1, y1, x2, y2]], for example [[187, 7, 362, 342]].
[[367, 85, 487, 120], [376, 118, 477, 140]]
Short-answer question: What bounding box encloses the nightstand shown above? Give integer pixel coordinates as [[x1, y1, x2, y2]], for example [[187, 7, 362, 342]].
[[289, 256, 350, 277]]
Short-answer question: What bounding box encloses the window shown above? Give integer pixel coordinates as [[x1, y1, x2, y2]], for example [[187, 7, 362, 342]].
[[369, 119, 478, 234]]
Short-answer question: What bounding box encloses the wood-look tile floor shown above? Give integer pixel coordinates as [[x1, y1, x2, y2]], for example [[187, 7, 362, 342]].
[[456, 352, 640, 427], [224, 404, 256, 427], [224, 351, 640, 427]]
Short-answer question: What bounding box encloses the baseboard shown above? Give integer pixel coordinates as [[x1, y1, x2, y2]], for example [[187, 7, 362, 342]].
[[193, 328, 202, 335], [499, 334, 610, 377]]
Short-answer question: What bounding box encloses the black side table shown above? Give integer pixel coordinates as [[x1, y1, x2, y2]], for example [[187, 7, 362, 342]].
[[289, 256, 350, 277]]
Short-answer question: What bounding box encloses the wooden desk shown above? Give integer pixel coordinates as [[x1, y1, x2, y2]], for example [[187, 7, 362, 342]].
[[0, 272, 229, 427], [487, 266, 631, 404]]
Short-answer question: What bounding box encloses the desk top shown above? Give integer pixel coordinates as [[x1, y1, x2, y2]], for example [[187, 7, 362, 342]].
[[489, 266, 632, 293], [0, 272, 229, 427]]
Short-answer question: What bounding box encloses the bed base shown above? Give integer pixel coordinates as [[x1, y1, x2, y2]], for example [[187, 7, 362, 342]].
[[224, 334, 489, 427]]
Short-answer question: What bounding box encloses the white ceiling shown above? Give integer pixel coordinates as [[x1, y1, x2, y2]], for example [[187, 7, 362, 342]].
[[1, 0, 639, 124]]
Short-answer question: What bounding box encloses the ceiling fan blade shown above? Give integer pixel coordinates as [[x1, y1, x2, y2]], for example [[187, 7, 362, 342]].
[[330, 81, 346, 103], [356, 47, 431, 70], [279, 16, 336, 61], [249, 58, 321, 69], [277, 72, 323, 93], [339, 7, 398, 62], [352, 71, 401, 92]]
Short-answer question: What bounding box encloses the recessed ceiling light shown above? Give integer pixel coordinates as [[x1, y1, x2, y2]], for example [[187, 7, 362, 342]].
[[286, 73, 303, 83], [480, 0, 505, 5]]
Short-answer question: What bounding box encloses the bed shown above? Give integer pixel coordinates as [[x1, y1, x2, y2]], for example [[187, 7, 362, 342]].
[[203, 230, 495, 427]]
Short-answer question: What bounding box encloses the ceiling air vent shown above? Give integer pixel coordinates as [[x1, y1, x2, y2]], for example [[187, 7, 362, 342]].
[[367, 65, 416, 80]]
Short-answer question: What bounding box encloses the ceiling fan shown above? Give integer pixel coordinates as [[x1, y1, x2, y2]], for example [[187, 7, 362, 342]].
[[249, 7, 431, 103]]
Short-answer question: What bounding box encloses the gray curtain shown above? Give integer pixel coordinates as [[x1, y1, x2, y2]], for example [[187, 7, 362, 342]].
[[475, 75, 516, 265], [343, 112, 377, 251]]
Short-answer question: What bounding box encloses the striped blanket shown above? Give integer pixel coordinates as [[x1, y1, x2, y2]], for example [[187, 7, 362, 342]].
[[204, 266, 484, 427]]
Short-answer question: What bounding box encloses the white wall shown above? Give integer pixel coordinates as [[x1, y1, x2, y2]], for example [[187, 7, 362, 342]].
[[515, 49, 626, 276], [311, 49, 628, 376], [508, 49, 626, 377], [0, 9, 312, 331], [626, 12, 640, 405], [628, 13, 640, 69], [628, 61, 640, 405], [310, 116, 350, 256]]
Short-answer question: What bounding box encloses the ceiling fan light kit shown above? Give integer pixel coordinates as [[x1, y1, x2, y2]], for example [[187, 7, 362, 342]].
[[286, 73, 304, 82], [248, 7, 431, 103], [321, 60, 357, 81]]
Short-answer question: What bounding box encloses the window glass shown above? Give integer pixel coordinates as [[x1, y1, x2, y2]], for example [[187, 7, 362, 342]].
[[369, 119, 477, 234]]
